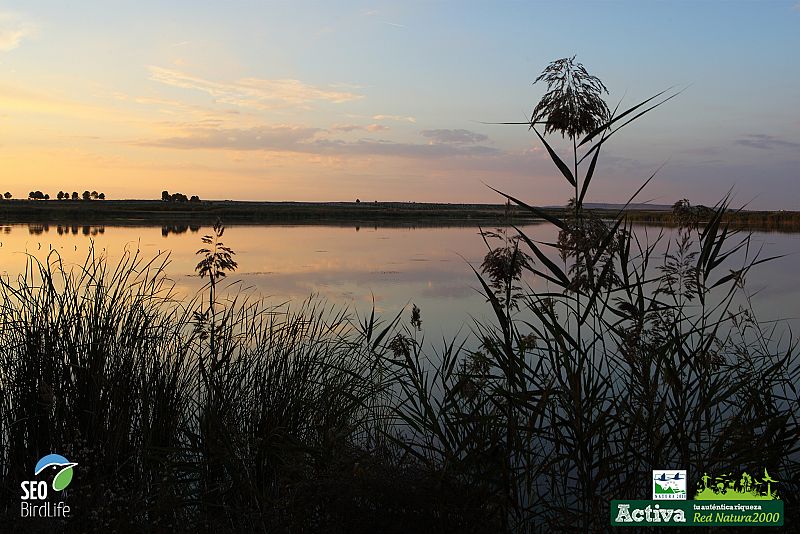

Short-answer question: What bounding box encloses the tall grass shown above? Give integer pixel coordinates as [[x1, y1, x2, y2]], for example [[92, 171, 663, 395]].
[[0, 249, 196, 531], [0, 248, 492, 532]]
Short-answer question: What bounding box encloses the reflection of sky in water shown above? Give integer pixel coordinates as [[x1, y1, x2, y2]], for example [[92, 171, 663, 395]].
[[0, 223, 798, 341]]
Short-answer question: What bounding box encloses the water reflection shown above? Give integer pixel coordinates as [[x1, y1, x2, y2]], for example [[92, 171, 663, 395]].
[[161, 225, 200, 237], [24, 224, 107, 236], [0, 223, 796, 338]]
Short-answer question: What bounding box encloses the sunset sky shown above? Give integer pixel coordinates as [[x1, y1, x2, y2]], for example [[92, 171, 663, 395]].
[[1, 1, 798, 208]]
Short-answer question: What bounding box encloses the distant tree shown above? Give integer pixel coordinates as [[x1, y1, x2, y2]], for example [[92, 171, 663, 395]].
[[3, 192, 10, 199], [72, 191, 79, 200], [91, 190, 98, 200], [29, 191, 35, 200], [190, 195, 200, 202], [44, 194, 50, 200], [82, 190, 91, 201], [162, 190, 170, 202], [356, 198, 361, 203], [171, 192, 188, 202], [57, 191, 64, 200], [98, 192, 106, 200]]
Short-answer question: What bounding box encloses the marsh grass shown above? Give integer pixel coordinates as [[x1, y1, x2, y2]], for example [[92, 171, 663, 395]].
[[0, 249, 196, 531], [0, 247, 490, 532]]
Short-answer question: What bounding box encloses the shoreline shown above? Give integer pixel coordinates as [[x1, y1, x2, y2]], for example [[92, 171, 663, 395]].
[[2, 199, 799, 232]]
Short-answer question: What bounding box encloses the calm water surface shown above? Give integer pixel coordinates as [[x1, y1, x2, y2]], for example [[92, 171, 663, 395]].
[[1, 223, 798, 340]]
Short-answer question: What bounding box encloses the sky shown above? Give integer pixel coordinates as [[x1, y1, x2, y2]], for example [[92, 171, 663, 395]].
[[0, 1, 798, 208]]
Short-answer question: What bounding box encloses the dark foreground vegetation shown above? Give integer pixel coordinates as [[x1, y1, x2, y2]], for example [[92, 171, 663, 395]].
[[1, 58, 798, 532]]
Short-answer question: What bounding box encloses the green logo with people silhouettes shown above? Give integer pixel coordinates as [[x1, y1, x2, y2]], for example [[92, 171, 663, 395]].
[[695, 468, 779, 501]]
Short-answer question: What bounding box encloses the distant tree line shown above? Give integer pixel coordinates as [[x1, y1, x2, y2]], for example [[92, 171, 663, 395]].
[[162, 190, 201, 202], [22, 190, 107, 200]]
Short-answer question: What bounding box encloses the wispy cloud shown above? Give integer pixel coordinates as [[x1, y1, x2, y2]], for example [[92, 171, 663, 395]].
[[144, 124, 498, 159], [0, 12, 33, 52], [310, 138, 498, 159], [331, 123, 389, 133], [148, 66, 363, 110], [145, 125, 321, 151], [793, 2, 800, 11], [331, 124, 363, 133], [735, 133, 800, 150], [372, 114, 416, 123], [421, 129, 488, 145]]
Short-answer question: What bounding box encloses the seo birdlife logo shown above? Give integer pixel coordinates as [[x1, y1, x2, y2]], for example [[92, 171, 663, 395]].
[[20, 453, 77, 518]]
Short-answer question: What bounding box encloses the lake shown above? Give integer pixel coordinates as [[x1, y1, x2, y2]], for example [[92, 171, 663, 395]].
[[1, 222, 798, 341]]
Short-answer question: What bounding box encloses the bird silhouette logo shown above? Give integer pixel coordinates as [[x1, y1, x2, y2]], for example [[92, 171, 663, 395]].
[[654, 471, 683, 481], [34, 454, 77, 492]]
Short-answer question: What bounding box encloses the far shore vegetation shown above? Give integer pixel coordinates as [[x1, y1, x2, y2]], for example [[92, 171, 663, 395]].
[[1, 196, 800, 232]]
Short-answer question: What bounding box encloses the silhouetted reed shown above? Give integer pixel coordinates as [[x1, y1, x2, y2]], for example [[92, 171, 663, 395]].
[[389, 57, 798, 532]]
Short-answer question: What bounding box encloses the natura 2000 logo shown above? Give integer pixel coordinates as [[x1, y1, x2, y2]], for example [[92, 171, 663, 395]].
[[20, 453, 77, 518]]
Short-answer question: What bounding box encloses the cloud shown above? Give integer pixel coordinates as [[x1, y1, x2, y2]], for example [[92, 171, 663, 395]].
[[421, 129, 489, 145], [735, 134, 800, 150], [331, 123, 389, 133], [145, 124, 498, 159], [793, 2, 800, 11], [372, 114, 416, 123], [146, 125, 321, 150], [0, 12, 33, 52], [148, 66, 363, 110], [331, 124, 363, 133], [0, 29, 26, 51], [309, 138, 499, 159]]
